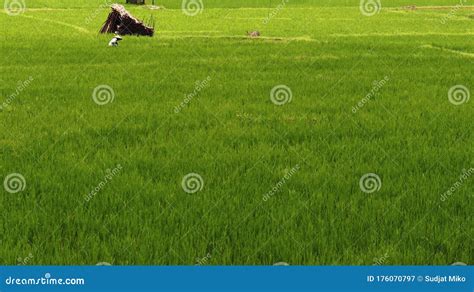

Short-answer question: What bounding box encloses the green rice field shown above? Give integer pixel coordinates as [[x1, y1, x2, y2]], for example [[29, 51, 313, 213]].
[[0, 0, 473, 265]]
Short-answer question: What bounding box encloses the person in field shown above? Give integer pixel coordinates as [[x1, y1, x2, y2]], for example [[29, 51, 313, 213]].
[[109, 34, 123, 47]]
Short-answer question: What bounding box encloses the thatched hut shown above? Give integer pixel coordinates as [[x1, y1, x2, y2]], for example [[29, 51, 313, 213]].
[[100, 4, 154, 36]]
